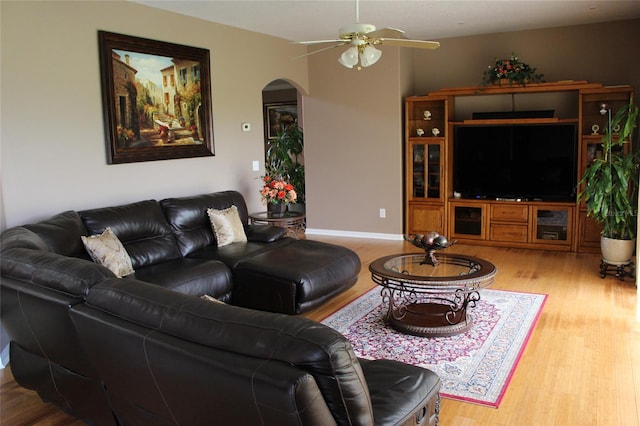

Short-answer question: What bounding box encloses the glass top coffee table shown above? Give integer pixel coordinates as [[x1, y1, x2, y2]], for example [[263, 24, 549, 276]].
[[369, 253, 497, 337]]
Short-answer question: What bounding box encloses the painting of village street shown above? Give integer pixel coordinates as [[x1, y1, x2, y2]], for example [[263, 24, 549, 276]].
[[111, 49, 206, 149]]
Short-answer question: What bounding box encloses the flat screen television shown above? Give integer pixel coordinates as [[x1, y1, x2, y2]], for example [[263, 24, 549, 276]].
[[453, 123, 578, 201]]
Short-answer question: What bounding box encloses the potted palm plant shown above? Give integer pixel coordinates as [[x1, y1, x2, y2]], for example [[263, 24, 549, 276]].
[[265, 122, 305, 209], [578, 96, 639, 265]]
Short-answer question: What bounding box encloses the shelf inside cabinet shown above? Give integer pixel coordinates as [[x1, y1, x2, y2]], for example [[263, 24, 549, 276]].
[[407, 98, 447, 138]]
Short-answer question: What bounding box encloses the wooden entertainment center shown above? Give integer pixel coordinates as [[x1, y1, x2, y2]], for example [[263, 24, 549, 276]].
[[404, 81, 634, 252]]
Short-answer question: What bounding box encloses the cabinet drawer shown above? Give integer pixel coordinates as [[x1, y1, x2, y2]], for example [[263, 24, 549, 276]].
[[490, 223, 528, 242], [490, 205, 528, 222]]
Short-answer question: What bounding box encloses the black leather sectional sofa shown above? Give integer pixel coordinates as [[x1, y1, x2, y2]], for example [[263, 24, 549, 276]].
[[0, 190, 441, 425]]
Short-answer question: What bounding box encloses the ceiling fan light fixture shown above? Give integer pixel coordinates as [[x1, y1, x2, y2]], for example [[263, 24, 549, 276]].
[[359, 44, 382, 67], [338, 45, 359, 68]]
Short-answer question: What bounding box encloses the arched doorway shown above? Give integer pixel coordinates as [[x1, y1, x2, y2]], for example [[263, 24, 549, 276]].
[[261, 79, 305, 212]]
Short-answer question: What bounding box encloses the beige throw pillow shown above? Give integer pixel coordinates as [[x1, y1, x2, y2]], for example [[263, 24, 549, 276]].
[[81, 227, 134, 278], [207, 205, 247, 247]]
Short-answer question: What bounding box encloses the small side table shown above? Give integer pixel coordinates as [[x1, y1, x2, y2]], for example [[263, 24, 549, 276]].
[[249, 211, 306, 239]]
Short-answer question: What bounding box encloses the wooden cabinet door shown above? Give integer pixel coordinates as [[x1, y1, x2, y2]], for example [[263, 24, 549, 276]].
[[449, 202, 486, 240], [531, 206, 574, 246], [578, 210, 602, 252], [408, 204, 444, 235]]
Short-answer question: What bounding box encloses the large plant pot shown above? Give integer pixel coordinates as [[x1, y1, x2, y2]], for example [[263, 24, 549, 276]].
[[601, 236, 636, 265]]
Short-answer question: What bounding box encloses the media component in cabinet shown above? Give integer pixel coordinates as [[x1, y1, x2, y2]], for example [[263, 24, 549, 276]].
[[532, 206, 573, 244], [452, 123, 578, 202], [450, 203, 485, 239]]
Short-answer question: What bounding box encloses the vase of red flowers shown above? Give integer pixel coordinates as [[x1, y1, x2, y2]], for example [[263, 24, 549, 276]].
[[267, 202, 287, 214], [260, 176, 297, 214]]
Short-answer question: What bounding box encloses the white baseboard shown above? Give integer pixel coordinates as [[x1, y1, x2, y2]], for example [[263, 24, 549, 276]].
[[305, 228, 404, 241]]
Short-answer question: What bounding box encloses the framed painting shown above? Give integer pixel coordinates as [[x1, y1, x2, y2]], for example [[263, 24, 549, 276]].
[[98, 31, 214, 164], [265, 102, 298, 139]]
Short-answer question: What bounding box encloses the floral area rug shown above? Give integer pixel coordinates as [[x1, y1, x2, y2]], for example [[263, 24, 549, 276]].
[[321, 288, 547, 408]]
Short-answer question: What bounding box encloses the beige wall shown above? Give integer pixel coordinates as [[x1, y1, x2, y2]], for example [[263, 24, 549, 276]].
[[413, 19, 640, 95], [0, 1, 308, 228], [303, 47, 410, 236], [304, 18, 640, 237], [1, 0, 638, 240]]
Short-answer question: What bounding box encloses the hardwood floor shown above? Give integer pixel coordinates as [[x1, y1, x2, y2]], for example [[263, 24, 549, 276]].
[[1, 236, 638, 425]]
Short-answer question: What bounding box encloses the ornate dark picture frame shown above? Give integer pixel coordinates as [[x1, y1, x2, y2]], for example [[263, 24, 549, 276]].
[[264, 102, 298, 140], [98, 31, 214, 164]]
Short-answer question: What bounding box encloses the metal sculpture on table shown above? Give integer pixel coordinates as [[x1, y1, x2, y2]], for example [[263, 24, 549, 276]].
[[404, 232, 456, 266]]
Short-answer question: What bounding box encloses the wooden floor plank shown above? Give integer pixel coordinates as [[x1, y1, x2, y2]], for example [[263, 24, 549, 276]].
[[1, 237, 638, 425]]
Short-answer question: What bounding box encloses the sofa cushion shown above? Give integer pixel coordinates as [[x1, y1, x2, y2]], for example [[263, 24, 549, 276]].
[[244, 224, 288, 243], [85, 279, 375, 425], [81, 228, 134, 278], [129, 258, 233, 300], [187, 238, 295, 269], [207, 206, 247, 247], [160, 191, 250, 256], [80, 200, 182, 269], [232, 239, 361, 314]]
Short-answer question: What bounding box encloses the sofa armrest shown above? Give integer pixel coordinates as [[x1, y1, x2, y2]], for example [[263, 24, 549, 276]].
[[359, 359, 440, 426], [1, 248, 114, 297], [244, 224, 287, 243], [1, 227, 49, 251]]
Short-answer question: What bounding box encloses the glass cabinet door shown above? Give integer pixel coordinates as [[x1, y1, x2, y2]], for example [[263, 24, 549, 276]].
[[410, 141, 443, 202], [532, 206, 573, 245], [450, 203, 485, 239]]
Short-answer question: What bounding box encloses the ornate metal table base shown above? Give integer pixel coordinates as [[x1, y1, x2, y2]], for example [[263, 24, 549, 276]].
[[600, 259, 635, 281], [370, 253, 496, 338], [382, 287, 480, 337]]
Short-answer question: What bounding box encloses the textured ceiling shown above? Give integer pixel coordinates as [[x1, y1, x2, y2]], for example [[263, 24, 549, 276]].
[[132, 0, 640, 43]]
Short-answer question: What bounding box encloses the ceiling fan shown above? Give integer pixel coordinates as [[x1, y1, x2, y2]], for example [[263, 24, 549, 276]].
[[295, 0, 440, 70]]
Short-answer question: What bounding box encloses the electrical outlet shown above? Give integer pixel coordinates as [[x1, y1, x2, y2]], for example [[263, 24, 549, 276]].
[[379, 208, 386, 218], [242, 123, 251, 132]]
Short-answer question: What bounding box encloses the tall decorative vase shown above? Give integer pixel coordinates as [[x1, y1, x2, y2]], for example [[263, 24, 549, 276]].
[[268, 202, 286, 214]]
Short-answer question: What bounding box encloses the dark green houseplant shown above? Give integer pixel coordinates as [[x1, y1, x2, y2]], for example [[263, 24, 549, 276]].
[[578, 97, 639, 262], [265, 122, 305, 204]]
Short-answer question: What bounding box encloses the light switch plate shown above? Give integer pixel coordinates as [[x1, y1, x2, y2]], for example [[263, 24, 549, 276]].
[[252, 160, 259, 171]]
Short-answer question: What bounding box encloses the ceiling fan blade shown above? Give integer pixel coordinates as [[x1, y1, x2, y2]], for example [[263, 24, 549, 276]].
[[367, 27, 407, 39], [380, 38, 440, 49], [292, 43, 347, 60], [295, 39, 345, 46]]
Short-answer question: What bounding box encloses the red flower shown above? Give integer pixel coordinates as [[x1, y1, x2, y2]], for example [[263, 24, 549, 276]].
[[259, 175, 297, 205]]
